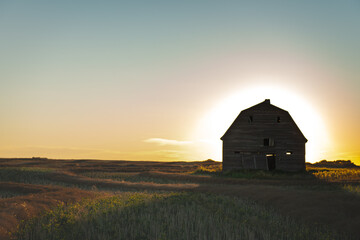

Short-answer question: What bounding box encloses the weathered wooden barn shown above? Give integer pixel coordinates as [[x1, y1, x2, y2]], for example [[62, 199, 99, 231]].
[[221, 99, 307, 171]]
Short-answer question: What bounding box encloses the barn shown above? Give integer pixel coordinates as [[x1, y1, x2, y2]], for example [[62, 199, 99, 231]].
[[221, 99, 307, 171]]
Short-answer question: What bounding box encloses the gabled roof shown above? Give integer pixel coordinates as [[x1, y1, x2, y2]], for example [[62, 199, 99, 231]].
[[220, 99, 307, 142], [241, 99, 286, 112]]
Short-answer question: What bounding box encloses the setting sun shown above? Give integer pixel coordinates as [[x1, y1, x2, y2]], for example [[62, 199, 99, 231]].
[[193, 83, 331, 163]]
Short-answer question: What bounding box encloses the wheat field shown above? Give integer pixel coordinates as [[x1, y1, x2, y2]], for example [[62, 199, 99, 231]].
[[0, 158, 359, 240]]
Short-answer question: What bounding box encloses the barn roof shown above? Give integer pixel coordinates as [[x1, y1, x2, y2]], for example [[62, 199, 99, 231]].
[[220, 99, 307, 142], [241, 99, 285, 112]]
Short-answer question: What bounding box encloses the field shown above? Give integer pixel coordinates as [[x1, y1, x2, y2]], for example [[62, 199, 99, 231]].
[[0, 158, 359, 240]]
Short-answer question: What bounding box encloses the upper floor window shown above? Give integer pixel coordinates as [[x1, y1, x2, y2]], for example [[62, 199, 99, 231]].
[[264, 138, 274, 146], [277, 116, 281, 123], [248, 116, 253, 123]]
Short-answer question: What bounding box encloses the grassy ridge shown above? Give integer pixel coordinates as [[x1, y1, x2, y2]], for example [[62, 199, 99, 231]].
[[0, 168, 54, 184], [14, 192, 340, 240], [0, 191, 24, 199]]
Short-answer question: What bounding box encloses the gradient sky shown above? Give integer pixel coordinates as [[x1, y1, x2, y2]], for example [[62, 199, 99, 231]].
[[1, 1, 359, 164]]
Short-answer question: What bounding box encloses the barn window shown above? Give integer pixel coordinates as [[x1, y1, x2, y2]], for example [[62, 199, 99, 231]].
[[277, 116, 281, 123], [264, 138, 274, 146], [248, 116, 253, 123], [234, 151, 240, 154], [286, 151, 292, 155]]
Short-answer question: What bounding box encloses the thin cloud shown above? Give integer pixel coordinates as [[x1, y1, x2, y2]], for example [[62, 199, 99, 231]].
[[144, 138, 193, 146]]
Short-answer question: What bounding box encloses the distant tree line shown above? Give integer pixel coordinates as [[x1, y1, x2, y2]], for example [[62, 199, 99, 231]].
[[306, 160, 359, 168]]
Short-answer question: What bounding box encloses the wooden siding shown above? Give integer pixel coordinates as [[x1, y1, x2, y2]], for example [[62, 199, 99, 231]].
[[221, 100, 306, 172]]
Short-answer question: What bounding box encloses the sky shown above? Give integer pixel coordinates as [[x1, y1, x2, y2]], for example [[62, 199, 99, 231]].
[[0, 1, 359, 164]]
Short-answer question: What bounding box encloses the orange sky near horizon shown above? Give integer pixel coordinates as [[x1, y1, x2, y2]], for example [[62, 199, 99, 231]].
[[0, 1, 359, 165]]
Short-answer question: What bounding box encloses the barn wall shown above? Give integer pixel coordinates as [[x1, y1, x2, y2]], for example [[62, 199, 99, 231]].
[[276, 144, 306, 171], [222, 107, 306, 172]]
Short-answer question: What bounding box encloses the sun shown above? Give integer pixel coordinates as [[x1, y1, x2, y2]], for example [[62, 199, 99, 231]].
[[193, 84, 331, 163]]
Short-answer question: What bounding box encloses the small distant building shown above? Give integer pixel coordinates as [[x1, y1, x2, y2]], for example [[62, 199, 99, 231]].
[[221, 99, 307, 171]]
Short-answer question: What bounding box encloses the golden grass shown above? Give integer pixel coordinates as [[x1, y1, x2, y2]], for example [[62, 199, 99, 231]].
[[193, 164, 222, 174], [0, 183, 98, 240], [0, 158, 359, 239], [307, 167, 360, 182], [15, 192, 341, 240]]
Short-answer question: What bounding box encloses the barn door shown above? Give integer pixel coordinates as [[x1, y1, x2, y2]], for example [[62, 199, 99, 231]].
[[266, 154, 276, 170]]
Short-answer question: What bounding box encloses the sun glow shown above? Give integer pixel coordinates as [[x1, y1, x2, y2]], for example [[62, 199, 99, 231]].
[[193, 84, 331, 163]]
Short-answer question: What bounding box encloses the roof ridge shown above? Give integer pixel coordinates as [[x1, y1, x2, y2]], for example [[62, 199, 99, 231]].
[[241, 99, 287, 112]]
